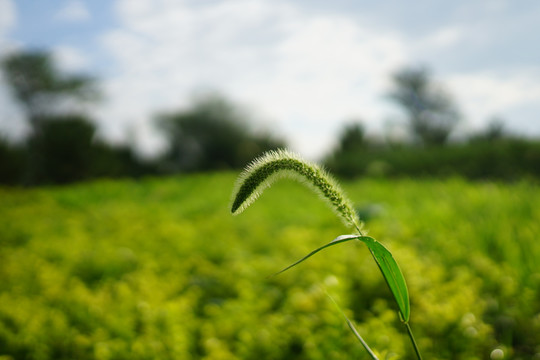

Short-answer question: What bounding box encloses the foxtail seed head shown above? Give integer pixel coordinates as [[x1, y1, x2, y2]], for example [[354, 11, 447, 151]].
[[230, 149, 360, 229]]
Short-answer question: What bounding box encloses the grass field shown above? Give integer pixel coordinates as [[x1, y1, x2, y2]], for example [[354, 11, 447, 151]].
[[1, 173, 539, 359]]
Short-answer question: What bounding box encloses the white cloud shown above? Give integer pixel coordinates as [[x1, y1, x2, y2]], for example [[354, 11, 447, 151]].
[[100, 0, 407, 158], [0, 0, 23, 140], [446, 69, 540, 131], [0, 0, 15, 34], [53, 45, 90, 72], [418, 26, 464, 50], [97, 0, 540, 158], [56, 0, 91, 23], [0, 0, 16, 51], [0, 70, 27, 141]]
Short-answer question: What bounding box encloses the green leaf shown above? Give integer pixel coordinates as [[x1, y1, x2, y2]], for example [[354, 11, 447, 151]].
[[273, 234, 410, 323], [273, 235, 359, 276], [358, 236, 410, 323]]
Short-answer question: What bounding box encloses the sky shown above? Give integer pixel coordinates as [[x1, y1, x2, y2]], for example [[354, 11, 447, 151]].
[[0, 0, 539, 159]]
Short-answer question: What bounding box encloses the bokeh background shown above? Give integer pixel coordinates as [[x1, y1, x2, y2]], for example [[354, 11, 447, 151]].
[[1, 1, 539, 359]]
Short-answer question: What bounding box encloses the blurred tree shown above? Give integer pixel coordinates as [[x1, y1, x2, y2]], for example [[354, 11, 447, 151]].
[[91, 141, 159, 179], [1, 50, 97, 129], [26, 115, 96, 184], [323, 121, 371, 178], [1, 50, 101, 184], [24, 115, 159, 185], [387, 66, 461, 146], [469, 117, 507, 143], [156, 94, 285, 172], [336, 121, 366, 152], [0, 137, 26, 184], [0, 50, 155, 185]]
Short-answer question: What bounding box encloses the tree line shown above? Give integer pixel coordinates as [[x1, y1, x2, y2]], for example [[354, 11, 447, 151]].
[[324, 67, 540, 180], [1, 50, 539, 186], [0, 50, 283, 185]]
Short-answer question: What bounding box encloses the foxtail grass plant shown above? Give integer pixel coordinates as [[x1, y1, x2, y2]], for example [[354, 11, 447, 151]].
[[230, 149, 422, 359]]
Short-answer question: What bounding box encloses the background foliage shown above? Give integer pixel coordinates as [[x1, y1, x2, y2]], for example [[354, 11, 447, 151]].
[[1, 173, 539, 359], [324, 137, 540, 180], [156, 94, 285, 173], [2, 50, 539, 186]]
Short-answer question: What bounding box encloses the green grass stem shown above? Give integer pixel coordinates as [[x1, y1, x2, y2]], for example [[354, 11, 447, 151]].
[[325, 289, 379, 360], [231, 149, 423, 359], [406, 323, 423, 360]]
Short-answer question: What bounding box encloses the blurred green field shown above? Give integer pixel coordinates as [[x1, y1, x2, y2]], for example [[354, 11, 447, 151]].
[[1, 174, 539, 359]]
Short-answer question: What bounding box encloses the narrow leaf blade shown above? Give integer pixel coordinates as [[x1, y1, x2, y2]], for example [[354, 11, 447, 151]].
[[324, 289, 379, 360], [359, 236, 410, 322], [273, 235, 359, 276]]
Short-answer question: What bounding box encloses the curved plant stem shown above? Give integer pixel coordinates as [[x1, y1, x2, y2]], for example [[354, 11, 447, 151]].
[[346, 318, 379, 360], [405, 322, 423, 360], [231, 150, 423, 359], [354, 224, 364, 237], [325, 290, 379, 360]]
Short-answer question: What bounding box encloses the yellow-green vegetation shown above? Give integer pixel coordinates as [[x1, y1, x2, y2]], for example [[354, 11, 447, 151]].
[[1, 174, 539, 359]]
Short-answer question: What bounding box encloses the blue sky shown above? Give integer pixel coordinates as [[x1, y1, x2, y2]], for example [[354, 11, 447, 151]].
[[1, 0, 539, 159]]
